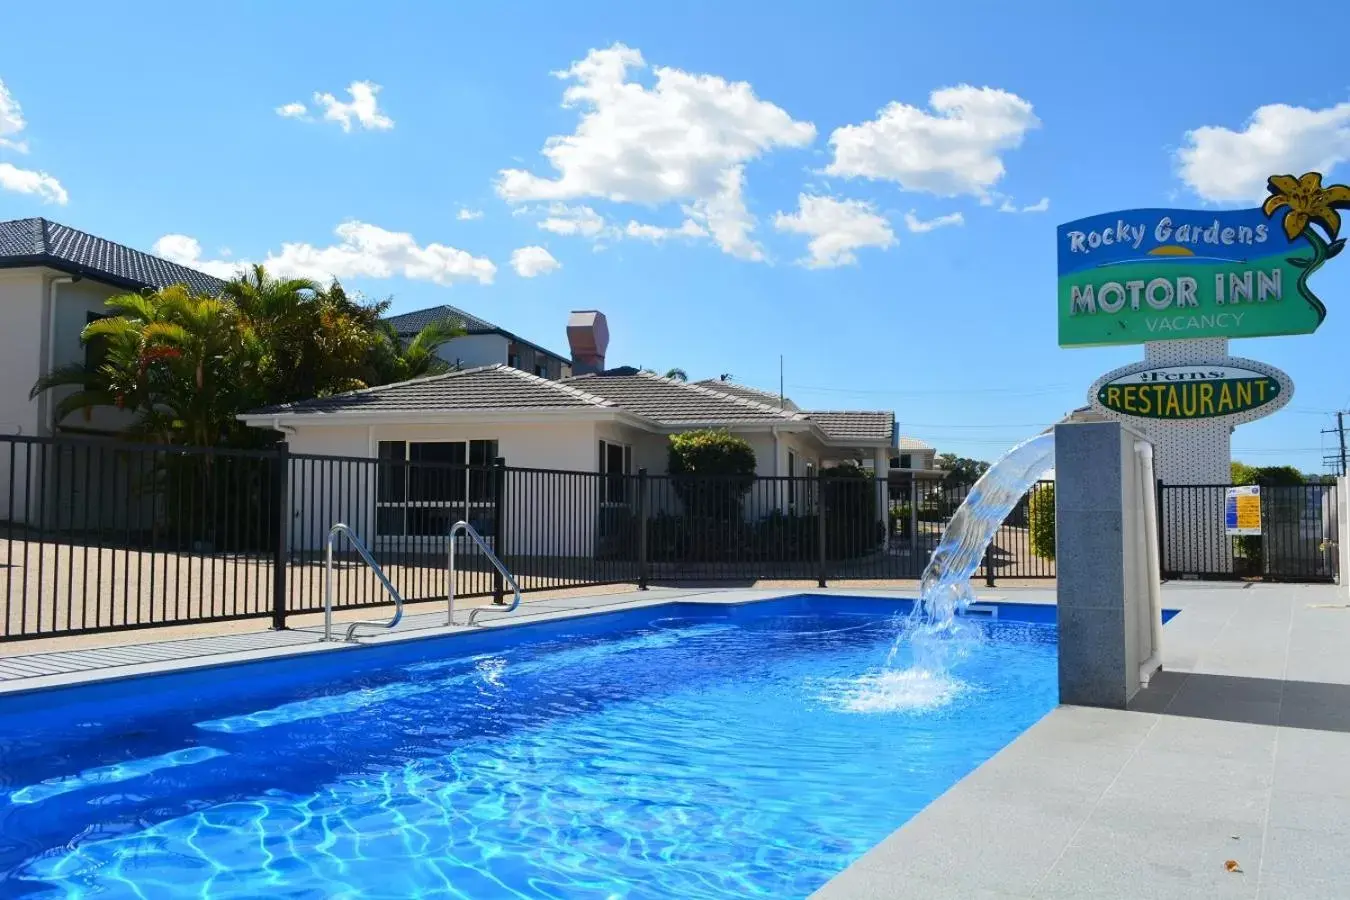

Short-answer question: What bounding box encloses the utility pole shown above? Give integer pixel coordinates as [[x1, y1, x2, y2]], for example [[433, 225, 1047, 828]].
[[1321, 412, 1349, 476], [1341, 411, 1347, 478]]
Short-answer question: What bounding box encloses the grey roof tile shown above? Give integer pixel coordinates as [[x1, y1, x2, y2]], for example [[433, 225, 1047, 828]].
[[694, 378, 799, 410], [0, 218, 225, 295], [246, 365, 614, 417], [384, 304, 497, 334], [564, 372, 806, 426], [383, 304, 570, 365], [806, 411, 896, 443]]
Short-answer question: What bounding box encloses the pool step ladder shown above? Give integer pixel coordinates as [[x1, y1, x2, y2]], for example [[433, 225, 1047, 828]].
[[448, 520, 522, 626], [324, 523, 404, 642]]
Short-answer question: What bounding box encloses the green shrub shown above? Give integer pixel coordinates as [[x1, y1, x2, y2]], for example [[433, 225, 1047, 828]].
[[821, 463, 883, 559], [667, 430, 756, 519], [1028, 481, 1056, 561], [889, 502, 912, 538]]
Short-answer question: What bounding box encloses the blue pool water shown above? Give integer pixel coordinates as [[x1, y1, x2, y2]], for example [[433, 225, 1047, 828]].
[[0, 596, 1061, 899]]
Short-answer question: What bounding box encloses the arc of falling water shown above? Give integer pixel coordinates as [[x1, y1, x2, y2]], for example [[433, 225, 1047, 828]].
[[886, 432, 1057, 669]]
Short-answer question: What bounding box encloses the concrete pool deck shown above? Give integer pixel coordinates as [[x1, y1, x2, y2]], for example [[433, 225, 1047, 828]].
[[1, 581, 1347, 898]]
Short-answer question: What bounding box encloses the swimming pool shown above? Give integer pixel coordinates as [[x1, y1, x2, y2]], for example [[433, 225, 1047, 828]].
[[0, 596, 1061, 899]]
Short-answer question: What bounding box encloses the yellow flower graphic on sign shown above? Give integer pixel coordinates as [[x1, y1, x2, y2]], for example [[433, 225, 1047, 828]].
[[1263, 172, 1350, 243], [1261, 171, 1350, 324]]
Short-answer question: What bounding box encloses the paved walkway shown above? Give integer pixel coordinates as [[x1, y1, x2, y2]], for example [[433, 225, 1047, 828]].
[[812, 582, 1350, 900]]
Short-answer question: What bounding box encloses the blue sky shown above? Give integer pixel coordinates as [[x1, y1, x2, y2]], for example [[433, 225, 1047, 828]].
[[2, 0, 1350, 472]]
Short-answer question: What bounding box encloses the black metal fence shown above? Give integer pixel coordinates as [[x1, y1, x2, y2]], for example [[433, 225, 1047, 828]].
[[1159, 482, 1339, 582], [0, 434, 1057, 643]]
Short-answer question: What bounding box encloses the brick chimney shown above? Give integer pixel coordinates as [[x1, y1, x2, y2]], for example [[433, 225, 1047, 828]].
[[567, 310, 608, 375]]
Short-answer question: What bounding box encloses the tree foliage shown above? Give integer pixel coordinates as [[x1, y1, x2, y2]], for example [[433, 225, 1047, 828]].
[[1028, 481, 1056, 561], [937, 453, 991, 487], [667, 429, 757, 518], [1230, 461, 1305, 486], [31, 268, 463, 447]]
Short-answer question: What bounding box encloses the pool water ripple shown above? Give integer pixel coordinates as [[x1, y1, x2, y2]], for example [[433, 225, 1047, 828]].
[[0, 599, 1057, 899]]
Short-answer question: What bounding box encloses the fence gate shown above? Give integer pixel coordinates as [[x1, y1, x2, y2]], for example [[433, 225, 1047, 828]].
[[1159, 482, 1338, 583]]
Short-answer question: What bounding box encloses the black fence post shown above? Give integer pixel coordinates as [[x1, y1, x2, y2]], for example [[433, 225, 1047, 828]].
[[817, 471, 828, 588], [1155, 479, 1165, 579], [270, 441, 290, 631], [492, 457, 507, 605], [637, 467, 650, 590], [983, 544, 996, 587]]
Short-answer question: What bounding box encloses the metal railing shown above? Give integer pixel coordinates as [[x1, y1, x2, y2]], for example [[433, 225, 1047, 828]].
[[325, 523, 404, 641], [448, 519, 521, 626], [1, 432, 1064, 645]]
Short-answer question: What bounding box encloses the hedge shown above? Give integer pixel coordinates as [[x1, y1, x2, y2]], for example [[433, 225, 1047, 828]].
[[1028, 481, 1056, 561]]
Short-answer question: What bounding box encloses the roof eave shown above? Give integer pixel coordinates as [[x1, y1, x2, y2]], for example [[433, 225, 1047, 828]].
[[0, 256, 157, 293], [239, 406, 637, 427]]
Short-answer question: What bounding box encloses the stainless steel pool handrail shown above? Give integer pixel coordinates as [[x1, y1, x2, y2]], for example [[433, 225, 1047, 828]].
[[325, 523, 404, 642], [447, 520, 522, 626]]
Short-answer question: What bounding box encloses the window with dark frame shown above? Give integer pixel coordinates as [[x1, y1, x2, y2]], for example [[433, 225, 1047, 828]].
[[376, 439, 499, 537], [599, 440, 632, 503], [84, 312, 111, 373]]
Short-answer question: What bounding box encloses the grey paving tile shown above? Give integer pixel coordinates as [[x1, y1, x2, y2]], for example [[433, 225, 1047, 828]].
[[1262, 825, 1350, 883], [1095, 767, 1270, 832], [1037, 818, 1259, 900], [846, 783, 1092, 896], [1021, 706, 1159, 748], [1266, 788, 1350, 837], [1273, 727, 1350, 798], [1139, 715, 1278, 765], [1257, 872, 1350, 899], [810, 866, 1031, 899]]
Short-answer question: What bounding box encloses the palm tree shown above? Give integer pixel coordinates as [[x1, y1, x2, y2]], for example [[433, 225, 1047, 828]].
[[665, 368, 688, 382], [371, 317, 466, 383], [30, 285, 253, 445]]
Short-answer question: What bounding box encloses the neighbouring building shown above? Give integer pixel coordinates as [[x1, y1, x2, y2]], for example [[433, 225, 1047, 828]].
[[382, 304, 576, 380], [0, 217, 227, 441], [239, 353, 902, 556]]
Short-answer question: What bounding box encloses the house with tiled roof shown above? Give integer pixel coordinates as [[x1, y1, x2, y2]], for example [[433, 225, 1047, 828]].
[[240, 360, 903, 554], [0, 217, 229, 440], [383, 304, 573, 380]]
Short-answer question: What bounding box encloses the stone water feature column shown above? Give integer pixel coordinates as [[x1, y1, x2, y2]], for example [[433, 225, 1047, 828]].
[[1056, 420, 1160, 708]]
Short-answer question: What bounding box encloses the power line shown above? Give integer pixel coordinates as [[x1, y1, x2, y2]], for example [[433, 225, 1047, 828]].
[[787, 383, 1075, 397]]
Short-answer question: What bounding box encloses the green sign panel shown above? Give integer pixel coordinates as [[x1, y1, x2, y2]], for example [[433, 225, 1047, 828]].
[[1096, 365, 1281, 420], [1058, 173, 1349, 347]]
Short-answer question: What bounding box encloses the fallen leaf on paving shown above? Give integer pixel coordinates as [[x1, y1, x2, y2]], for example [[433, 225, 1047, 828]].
[[1225, 860, 1243, 873]]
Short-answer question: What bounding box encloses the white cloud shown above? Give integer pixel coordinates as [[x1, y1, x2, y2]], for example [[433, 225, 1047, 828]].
[[997, 195, 1050, 214], [825, 85, 1039, 199], [152, 235, 244, 279], [275, 102, 308, 120], [904, 210, 964, 233], [773, 194, 896, 269], [154, 222, 496, 286], [0, 162, 67, 204], [510, 246, 561, 278], [279, 81, 394, 133], [456, 208, 484, 221], [625, 218, 707, 241], [0, 78, 28, 152], [683, 165, 762, 259], [496, 43, 815, 259], [1177, 100, 1350, 202], [538, 203, 610, 237]]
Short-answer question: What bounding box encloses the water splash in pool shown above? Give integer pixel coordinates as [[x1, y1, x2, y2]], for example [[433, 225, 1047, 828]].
[[850, 432, 1057, 713]]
